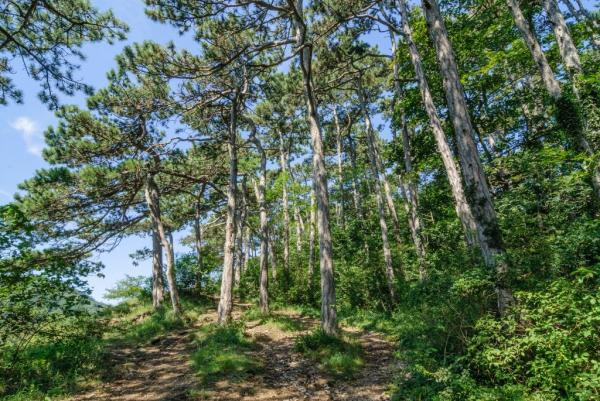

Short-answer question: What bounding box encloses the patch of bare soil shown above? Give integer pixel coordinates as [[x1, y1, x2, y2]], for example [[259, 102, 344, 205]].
[[66, 308, 397, 401], [211, 310, 397, 401]]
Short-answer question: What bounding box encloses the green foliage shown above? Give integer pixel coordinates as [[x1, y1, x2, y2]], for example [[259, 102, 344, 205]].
[[295, 329, 364, 379], [104, 275, 151, 301], [0, 0, 127, 107], [191, 323, 262, 384]]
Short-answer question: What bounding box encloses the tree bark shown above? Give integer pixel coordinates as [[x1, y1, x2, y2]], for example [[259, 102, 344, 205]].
[[251, 136, 269, 314], [332, 106, 345, 227], [194, 200, 203, 291], [308, 182, 316, 279], [144, 175, 182, 314], [347, 133, 363, 218], [293, 0, 337, 335], [390, 30, 427, 279], [278, 132, 291, 281], [544, 0, 582, 76], [398, 0, 479, 250], [364, 112, 397, 301], [234, 177, 247, 287], [506, 0, 562, 99], [422, 0, 512, 315], [217, 94, 240, 325], [294, 205, 304, 253], [151, 224, 164, 309], [561, 0, 600, 48]]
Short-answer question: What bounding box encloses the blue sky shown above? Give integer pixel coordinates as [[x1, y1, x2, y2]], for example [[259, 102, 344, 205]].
[[0, 0, 596, 301]]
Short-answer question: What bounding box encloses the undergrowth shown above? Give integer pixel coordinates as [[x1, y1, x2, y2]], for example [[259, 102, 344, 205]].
[[295, 328, 364, 379]]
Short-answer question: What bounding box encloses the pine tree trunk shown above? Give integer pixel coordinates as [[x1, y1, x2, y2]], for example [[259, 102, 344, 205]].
[[561, 0, 600, 47], [234, 177, 247, 287], [332, 107, 345, 227], [294, 1, 337, 334], [144, 175, 182, 314], [294, 205, 303, 253], [507, 0, 562, 99], [194, 201, 203, 291], [422, 0, 513, 315], [348, 133, 363, 218], [308, 182, 316, 279], [151, 224, 164, 309], [278, 132, 291, 285], [359, 89, 404, 257], [544, 0, 582, 76], [217, 95, 239, 325], [268, 230, 277, 282], [364, 113, 397, 301], [389, 27, 427, 275], [398, 0, 479, 250], [251, 136, 269, 314]]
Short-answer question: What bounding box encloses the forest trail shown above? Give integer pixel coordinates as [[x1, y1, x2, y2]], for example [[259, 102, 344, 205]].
[[67, 307, 397, 401]]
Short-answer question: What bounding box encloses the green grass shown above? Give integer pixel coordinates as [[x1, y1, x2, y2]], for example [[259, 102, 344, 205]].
[[242, 306, 304, 332], [295, 329, 364, 379], [191, 323, 262, 384], [0, 295, 210, 401]]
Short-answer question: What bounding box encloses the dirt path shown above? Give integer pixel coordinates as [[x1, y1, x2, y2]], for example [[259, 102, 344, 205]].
[[67, 308, 397, 401]]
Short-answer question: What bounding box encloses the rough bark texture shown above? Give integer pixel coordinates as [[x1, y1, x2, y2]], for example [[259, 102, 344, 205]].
[[332, 107, 345, 227], [194, 197, 204, 290], [422, 0, 512, 315], [398, 0, 479, 249], [390, 30, 427, 279], [151, 225, 164, 309], [278, 132, 290, 280], [234, 178, 247, 287], [507, 0, 562, 99], [308, 183, 316, 279], [294, 205, 303, 253], [348, 133, 363, 218], [251, 136, 269, 314], [144, 175, 182, 314], [561, 0, 600, 48], [217, 95, 239, 325], [544, 0, 582, 76], [294, 0, 336, 335], [364, 110, 397, 301]]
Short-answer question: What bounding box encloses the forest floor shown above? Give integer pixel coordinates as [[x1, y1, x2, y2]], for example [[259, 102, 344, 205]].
[[66, 305, 398, 401]]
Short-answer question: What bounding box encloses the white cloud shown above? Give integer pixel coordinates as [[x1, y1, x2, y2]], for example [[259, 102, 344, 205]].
[[11, 116, 44, 156]]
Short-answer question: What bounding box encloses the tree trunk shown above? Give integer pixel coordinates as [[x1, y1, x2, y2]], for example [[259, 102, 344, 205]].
[[151, 224, 165, 309], [506, 0, 562, 99], [294, 0, 337, 335], [294, 205, 304, 253], [544, 0, 582, 76], [194, 201, 203, 291], [398, 0, 479, 249], [347, 133, 363, 218], [364, 113, 397, 301], [422, 0, 513, 315], [251, 136, 269, 314], [332, 106, 345, 227], [234, 177, 247, 287], [268, 233, 277, 282], [144, 175, 182, 314], [308, 182, 316, 279], [360, 91, 404, 254], [278, 132, 291, 285], [561, 0, 600, 47], [217, 95, 239, 325]]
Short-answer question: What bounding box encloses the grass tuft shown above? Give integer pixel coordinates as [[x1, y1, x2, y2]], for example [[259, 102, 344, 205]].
[[192, 323, 262, 384], [295, 329, 364, 379]]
